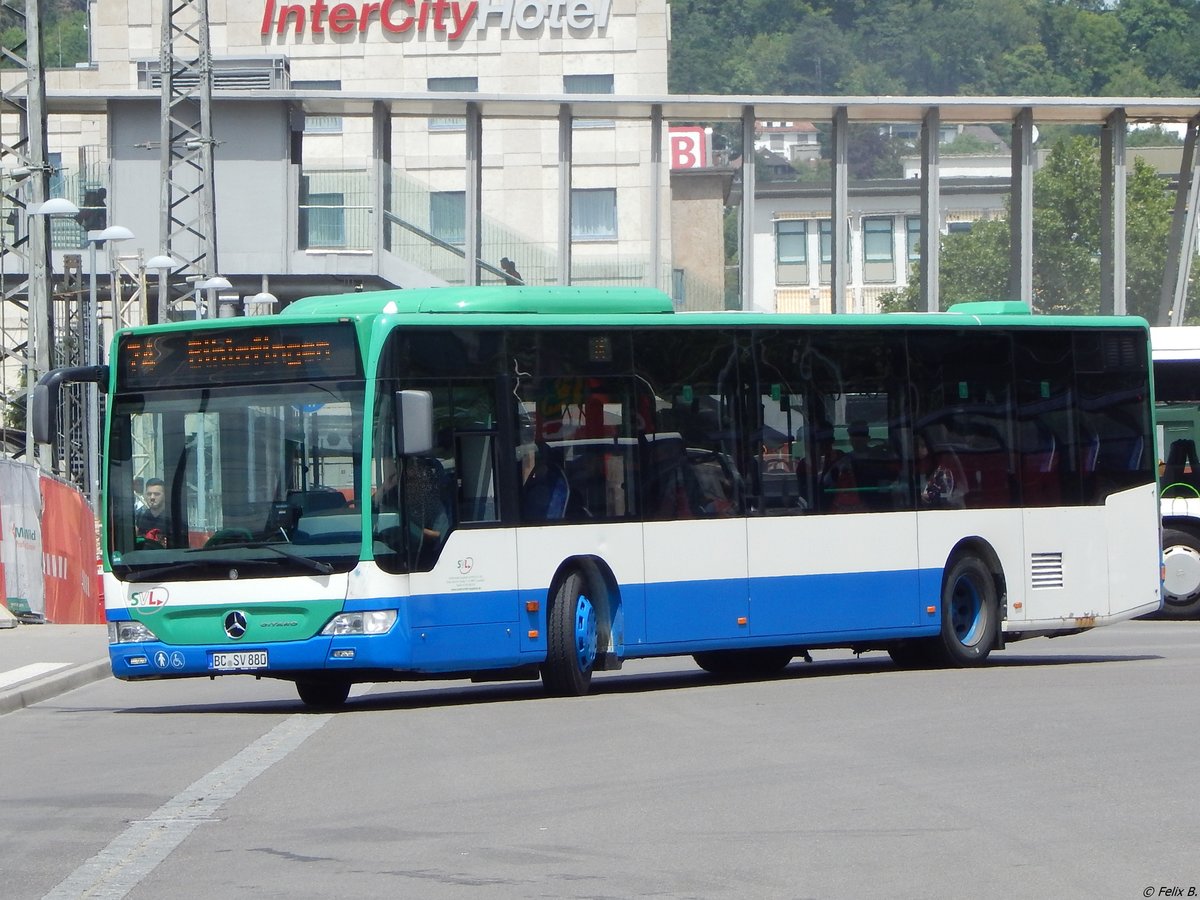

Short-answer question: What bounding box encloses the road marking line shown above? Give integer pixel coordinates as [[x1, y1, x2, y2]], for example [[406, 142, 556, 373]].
[[42, 713, 332, 900], [0, 663, 69, 690]]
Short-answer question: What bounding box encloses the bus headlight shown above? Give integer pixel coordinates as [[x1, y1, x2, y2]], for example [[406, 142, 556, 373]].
[[108, 620, 159, 644], [321, 610, 397, 636]]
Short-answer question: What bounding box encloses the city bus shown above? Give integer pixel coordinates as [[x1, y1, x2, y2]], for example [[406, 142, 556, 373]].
[[1151, 326, 1200, 617], [34, 288, 1162, 707]]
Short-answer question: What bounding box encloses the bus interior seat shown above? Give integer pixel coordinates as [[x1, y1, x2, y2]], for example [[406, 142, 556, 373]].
[[1093, 433, 1145, 472], [643, 435, 704, 518], [1163, 438, 1199, 487], [522, 445, 570, 520], [1020, 428, 1059, 505], [1081, 429, 1101, 474]]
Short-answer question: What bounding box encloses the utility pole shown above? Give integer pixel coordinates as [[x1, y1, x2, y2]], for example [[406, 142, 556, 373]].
[[158, 0, 219, 317], [0, 0, 54, 469]]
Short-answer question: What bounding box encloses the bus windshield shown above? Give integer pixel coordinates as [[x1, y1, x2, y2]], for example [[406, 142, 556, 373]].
[[107, 380, 365, 581]]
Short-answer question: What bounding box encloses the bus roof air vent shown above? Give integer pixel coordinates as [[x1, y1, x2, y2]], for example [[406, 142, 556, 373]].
[[415, 286, 675, 315], [946, 300, 1032, 316]]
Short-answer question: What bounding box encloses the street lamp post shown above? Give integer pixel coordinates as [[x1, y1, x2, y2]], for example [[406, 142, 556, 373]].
[[145, 254, 175, 323], [84, 224, 134, 512], [198, 275, 232, 320]]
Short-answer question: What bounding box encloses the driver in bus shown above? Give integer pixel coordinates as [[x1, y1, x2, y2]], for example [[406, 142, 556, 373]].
[[135, 477, 172, 547], [377, 457, 450, 563]]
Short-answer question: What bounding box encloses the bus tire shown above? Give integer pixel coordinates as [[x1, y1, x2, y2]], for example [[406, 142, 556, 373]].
[[296, 679, 351, 709], [541, 572, 597, 697], [693, 648, 793, 678], [935, 554, 999, 666], [1162, 528, 1200, 618]]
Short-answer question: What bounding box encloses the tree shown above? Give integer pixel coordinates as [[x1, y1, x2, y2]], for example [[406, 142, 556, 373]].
[[669, 0, 1200, 99]]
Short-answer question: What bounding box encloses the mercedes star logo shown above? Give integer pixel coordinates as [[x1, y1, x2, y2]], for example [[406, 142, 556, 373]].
[[224, 610, 248, 639]]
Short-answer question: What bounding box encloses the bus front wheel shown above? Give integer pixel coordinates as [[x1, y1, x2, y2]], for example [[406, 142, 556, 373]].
[[541, 572, 597, 697], [1162, 528, 1200, 618], [296, 679, 351, 709], [936, 554, 999, 666]]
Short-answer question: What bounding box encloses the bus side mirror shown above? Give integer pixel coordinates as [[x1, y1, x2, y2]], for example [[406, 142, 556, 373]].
[[32, 365, 109, 445], [394, 390, 434, 456]]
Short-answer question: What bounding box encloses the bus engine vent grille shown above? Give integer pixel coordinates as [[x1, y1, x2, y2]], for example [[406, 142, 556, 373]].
[[1030, 551, 1065, 589]]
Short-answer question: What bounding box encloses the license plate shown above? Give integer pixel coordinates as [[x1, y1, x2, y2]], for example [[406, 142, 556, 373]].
[[210, 650, 268, 671]]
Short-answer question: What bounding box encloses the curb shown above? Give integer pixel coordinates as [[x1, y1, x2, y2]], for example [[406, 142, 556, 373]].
[[0, 660, 112, 716]]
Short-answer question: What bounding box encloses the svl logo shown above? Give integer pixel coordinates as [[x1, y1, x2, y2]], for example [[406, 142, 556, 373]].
[[129, 588, 168, 610], [457, 557, 474, 574]]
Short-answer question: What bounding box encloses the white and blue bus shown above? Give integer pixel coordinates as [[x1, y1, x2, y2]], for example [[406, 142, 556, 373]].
[[35, 288, 1163, 706]]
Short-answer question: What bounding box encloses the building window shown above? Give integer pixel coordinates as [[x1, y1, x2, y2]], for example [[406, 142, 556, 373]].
[[305, 193, 345, 248], [294, 80, 342, 134], [776, 219, 808, 286], [571, 188, 617, 240], [906, 216, 921, 261], [819, 220, 832, 264], [862, 216, 895, 283], [564, 74, 614, 128], [947, 221, 974, 234], [776, 220, 807, 264], [428, 76, 478, 131], [430, 191, 465, 245], [863, 217, 894, 263]]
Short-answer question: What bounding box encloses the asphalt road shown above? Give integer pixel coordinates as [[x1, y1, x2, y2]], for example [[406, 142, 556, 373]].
[[2, 620, 1197, 900]]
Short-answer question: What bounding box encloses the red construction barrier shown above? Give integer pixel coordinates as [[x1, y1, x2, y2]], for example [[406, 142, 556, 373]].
[[0, 461, 101, 624], [40, 475, 103, 624]]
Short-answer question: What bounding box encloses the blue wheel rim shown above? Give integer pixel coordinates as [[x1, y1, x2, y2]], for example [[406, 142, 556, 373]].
[[574, 593, 597, 672], [951, 576, 983, 645]]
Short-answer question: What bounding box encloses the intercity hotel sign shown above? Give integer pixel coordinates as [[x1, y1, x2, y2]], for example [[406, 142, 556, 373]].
[[260, 0, 614, 41]]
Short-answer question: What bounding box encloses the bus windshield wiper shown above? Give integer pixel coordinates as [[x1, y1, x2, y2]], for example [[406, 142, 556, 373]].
[[120, 544, 334, 581], [116, 560, 213, 583], [204, 541, 336, 575]]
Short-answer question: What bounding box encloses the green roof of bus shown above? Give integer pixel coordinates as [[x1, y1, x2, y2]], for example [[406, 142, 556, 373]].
[[281, 285, 677, 317], [276, 287, 1146, 330], [114, 287, 1147, 337]]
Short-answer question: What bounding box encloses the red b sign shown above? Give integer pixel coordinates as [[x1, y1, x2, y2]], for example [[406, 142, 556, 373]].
[[669, 126, 709, 170]]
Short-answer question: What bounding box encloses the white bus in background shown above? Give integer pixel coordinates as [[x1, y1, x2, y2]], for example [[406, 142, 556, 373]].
[[1152, 326, 1200, 617]]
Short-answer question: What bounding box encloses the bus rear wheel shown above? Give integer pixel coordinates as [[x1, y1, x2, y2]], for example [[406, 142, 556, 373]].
[[541, 572, 597, 697], [296, 679, 351, 709], [935, 554, 999, 666], [1162, 528, 1200, 618]]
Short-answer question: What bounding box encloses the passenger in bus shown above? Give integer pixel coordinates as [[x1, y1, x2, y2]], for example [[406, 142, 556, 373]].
[[848, 420, 872, 455], [135, 477, 171, 547], [916, 433, 966, 508]]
